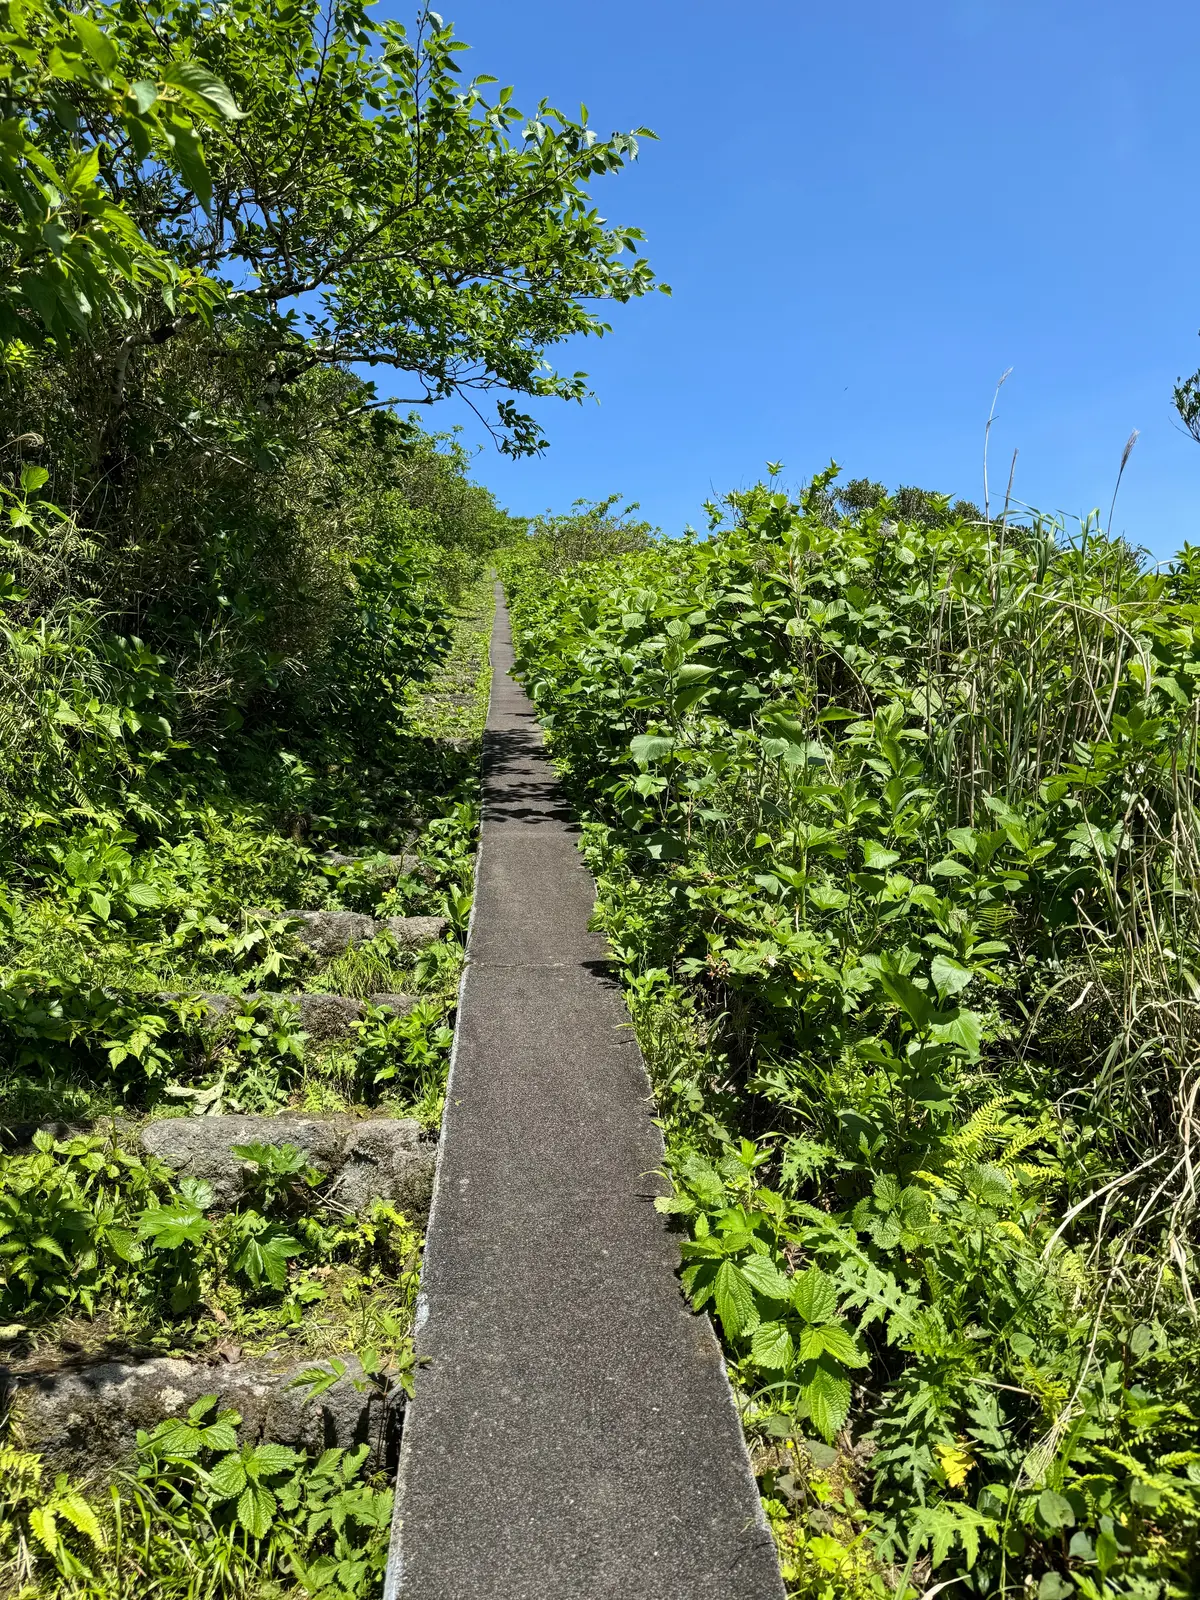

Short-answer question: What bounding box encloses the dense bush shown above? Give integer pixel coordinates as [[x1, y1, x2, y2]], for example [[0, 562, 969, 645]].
[[0, 0, 658, 1114], [502, 478, 1200, 1598]]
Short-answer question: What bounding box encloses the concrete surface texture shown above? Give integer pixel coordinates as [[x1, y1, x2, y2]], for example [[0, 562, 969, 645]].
[[385, 588, 784, 1600]]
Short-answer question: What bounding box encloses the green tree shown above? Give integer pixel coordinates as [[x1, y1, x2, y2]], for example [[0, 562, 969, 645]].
[[2, 0, 662, 454], [0, 0, 236, 341]]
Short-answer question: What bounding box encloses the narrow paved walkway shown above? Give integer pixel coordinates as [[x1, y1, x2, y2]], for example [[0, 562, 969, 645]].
[[385, 589, 784, 1600]]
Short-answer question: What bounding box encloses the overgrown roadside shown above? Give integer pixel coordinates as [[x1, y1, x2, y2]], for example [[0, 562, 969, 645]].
[[0, 0, 661, 1580], [499, 482, 1200, 1600], [0, 572, 495, 1596]]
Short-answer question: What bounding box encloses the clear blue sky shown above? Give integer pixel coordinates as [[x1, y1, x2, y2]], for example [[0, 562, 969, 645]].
[[384, 0, 1200, 559]]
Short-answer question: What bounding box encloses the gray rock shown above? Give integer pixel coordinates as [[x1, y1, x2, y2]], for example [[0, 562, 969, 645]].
[[164, 991, 417, 1042], [4, 1352, 400, 1480], [139, 1113, 436, 1216], [325, 851, 434, 884], [254, 911, 448, 960], [378, 915, 448, 951], [328, 1119, 436, 1218], [289, 991, 410, 1042]]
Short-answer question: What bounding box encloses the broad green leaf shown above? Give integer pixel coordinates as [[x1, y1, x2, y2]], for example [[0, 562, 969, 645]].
[[236, 1479, 276, 1538], [875, 967, 937, 1031], [248, 1442, 300, 1476], [630, 733, 675, 765], [930, 954, 973, 1000], [929, 1008, 983, 1058], [200, 1421, 239, 1453], [87, 890, 111, 921], [802, 1323, 867, 1367], [1037, 1489, 1075, 1530], [679, 1155, 725, 1207], [103, 1227, 143, 1263], [791, 1267, 838, 1326], [738, 1254, 791, 1301], [862, 840, 900, 870], [162, 60, 247, 120], [207, 1453, 247, 1500], [750, 1319, 794, 1369], [961, 1162, 1012, 1207], [162, 114, 212, 212], [712, 1260, 756, 1340], [71, 16, 118, 73], [802, 1360, 851, 1442], [128, 79, 160, 114]]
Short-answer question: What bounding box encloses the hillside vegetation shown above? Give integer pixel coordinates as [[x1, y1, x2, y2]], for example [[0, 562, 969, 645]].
[[502, 479, 1200, 1599], [0, 0, 658, 1590]]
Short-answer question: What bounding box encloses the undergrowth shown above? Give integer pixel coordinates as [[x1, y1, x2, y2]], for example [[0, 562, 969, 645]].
[[502, 476, 1200, 1600]]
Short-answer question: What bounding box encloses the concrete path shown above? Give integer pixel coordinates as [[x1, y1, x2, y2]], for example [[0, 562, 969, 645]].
[[385, 588, 785, 1600]]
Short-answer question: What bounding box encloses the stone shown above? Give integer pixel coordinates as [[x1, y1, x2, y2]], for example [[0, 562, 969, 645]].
[[139, 1113, 436, 1216], [4, 1352, 400, 1480], [324, 851, 433, 884], [163, 990, 417, 1042], [164, 992, 416, 1043], [328, 1119, 435, 1218], [252, 911, 448, 960], [377, 915, 448, 951]]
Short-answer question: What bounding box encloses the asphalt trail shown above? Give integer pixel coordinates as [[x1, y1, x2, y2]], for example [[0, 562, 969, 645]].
[[385, 586, 785, 1600]]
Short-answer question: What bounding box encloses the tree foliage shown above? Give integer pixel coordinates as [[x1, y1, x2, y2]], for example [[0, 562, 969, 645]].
[[2, 0, 661, 451]]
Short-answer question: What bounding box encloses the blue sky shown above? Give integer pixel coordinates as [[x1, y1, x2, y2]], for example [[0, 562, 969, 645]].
[[383, 1, 1200, 559]]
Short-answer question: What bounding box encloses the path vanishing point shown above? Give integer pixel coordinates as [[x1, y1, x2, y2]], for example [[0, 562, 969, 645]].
[[384, 587, 786, 1599]]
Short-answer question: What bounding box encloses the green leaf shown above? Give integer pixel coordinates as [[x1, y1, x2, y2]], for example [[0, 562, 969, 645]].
[[207, 1453, 247, 1500], [236, 1479, 276, 1539], [675, 662, 715, 684], [930, 954, 973, 1000], [630, 733, 675, 765], [749, 1319, 794, 1369], [801, 1361, 851, 1442], [738, 1254, 791, 1301], [162, 115, 212, 212], [928, 1007, 984, 1058], [138, 1203, 211, 1249], [962, 1162, 1012, 1207], [87, 890, 111, 921], [103, 1227, 143, 1263], [791, 1267, 838, 1326], [200, 1421, 239, 1453], [248, 1442, 300, 1476], [128, 80, 160, 114], [799, 1323, 867, 1367], [862, 840, 900, 870], [712, 1260, 756, 1340], [1038, 1575, 1076, 1600], [162, 60, 247, 120], [1037, 1489, 1075, 1530], [673, 682, 713, 715], [233, 1226, 302, 1290], [875, 966, 937, 1031], [679, 1155, 725, 1208], [71, 16, 118, 73]]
